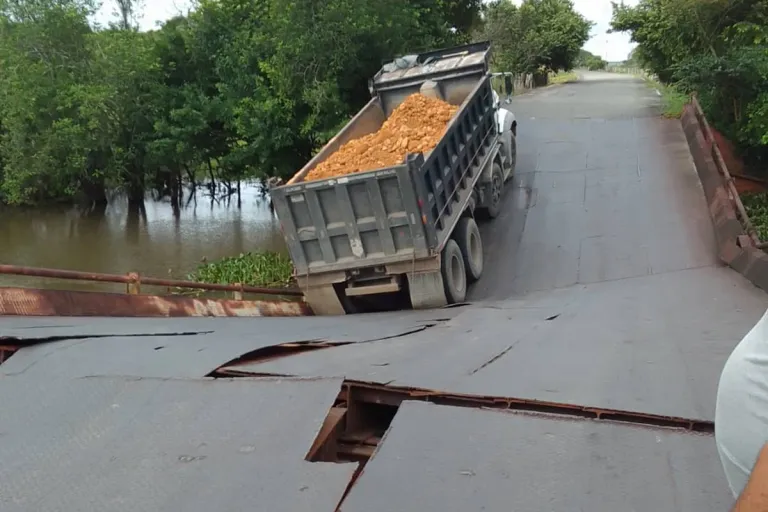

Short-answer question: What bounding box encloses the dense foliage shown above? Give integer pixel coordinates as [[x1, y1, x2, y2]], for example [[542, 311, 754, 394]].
[[742, 192, 768, 241], [0, 0, 593, 207], [478, 0, 592, 75], [576, 49, 607, 71], [610, 0, 768, 170], [0, 0, 481, 206]]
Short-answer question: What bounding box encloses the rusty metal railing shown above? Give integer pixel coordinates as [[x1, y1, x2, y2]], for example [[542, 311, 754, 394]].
[[690, 95, 761, 247], [0, 287, 313, 317], [0, 264, 303, 297]]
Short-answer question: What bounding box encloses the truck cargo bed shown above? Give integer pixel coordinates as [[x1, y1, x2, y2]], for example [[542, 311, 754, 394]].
[[272, 42, 496, 277], [273, 159, 430, 274]]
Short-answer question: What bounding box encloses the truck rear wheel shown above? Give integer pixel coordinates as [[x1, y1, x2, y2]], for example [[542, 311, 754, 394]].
[[486, 163, 504, 219], [454, 217, 483, 282], [441, 239, 467, 304]]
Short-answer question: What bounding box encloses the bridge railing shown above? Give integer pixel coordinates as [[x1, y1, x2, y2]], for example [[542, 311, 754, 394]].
[[0, 264, 303, 298], [689, 95, 762, 247], [0, 265, 311, 318]]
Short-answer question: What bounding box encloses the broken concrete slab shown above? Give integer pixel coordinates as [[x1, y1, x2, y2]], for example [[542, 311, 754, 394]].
[[230, 266, 766, 421], [341, 401, 730, 512], [0, 376, 354, 512], [218, 306, 555, 388], [0, 311, 447, 379], [0, 308, 453, 339]]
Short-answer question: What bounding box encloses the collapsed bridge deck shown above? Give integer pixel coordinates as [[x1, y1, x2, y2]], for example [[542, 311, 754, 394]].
[[1, 72, 764, 511]]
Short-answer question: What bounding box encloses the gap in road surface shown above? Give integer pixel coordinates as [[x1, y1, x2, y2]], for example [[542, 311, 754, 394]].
[[213, 372, 716, 511], [309, 381, 715, 510]]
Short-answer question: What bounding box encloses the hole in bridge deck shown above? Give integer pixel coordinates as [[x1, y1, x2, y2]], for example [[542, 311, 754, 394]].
[[305, 385, 401, 511], [304, 381, 715, 468], [0, 346, 18, 365], [306, 393, 398, 465], [302, 380, 715, 509]]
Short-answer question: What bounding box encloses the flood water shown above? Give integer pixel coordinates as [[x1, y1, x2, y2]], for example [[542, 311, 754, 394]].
[[0, 182, 286, 292]]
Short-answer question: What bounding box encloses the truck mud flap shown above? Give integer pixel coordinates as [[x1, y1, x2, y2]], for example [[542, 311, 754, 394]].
[[407, 271, 448, 309]]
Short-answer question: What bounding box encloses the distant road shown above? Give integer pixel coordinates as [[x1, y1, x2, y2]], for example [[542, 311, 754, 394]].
[[471, 70, 701, 299]]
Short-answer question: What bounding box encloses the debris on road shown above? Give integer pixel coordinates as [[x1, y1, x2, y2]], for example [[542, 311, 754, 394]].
[[304, 93, 458, 181]]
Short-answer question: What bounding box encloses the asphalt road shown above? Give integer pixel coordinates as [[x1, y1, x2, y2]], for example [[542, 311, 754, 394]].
[[471, 71, 713, 300]]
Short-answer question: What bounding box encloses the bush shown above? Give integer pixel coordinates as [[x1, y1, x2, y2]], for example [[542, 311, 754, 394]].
[[741, 192, 768, 242], [611, 0, 768, 175], [550, 71, 578, 84], [651, 82, 688, 119], [187, 251, 294, 288], [742, 192, 768, 242]]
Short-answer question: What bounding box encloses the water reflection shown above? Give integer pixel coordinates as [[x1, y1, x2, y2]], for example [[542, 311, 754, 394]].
[[0, 181, 285, 291]]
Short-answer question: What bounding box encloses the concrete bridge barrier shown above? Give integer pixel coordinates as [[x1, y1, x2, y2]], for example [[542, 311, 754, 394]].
[[681, 98, 768, 290]]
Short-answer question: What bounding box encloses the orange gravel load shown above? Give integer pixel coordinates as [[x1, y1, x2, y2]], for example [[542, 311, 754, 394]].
[[304, 93, 459, 182]]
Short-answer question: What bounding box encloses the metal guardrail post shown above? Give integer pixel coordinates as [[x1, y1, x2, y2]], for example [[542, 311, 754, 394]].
[[126, 272, 141, 295]]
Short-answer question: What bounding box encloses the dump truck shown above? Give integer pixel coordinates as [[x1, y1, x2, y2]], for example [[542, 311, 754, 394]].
[[271, 41, 517, 315]]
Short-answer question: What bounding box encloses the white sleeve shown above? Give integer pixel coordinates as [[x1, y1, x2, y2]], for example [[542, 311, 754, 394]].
[[716, 307, 768, 497]]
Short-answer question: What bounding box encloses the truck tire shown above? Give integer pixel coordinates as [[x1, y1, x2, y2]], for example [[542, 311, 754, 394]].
[[507, 134, 517, 181], [454, 217, 483, 282], [485, 163, 504, 219], [441, 239, 467, 304]]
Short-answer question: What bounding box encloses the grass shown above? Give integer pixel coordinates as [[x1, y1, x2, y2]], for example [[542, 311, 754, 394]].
[[549, 71, 579, 84], [187, 251, 294, 289], [645, 78, 688, 119], [741, 192, 768, 241], [607, 67, 688, 119]]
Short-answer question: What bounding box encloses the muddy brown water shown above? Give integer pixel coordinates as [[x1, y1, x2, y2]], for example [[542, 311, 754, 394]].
[[0, 182, 286, 293]]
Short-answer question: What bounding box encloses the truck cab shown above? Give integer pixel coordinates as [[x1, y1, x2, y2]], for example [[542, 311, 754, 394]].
[[491, 73, 518, 184]]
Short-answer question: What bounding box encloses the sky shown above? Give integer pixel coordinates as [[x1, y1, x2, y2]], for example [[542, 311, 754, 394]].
[[95, 0, 193, 30], [97, 0, 638, 63]]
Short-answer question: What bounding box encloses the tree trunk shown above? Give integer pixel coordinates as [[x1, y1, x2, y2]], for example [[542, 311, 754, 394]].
[[177, 170, 184, 203], [82, 177, 108, 208], [127, 166, 145, 208], [170, 168, 180, 217], [184, 164, 197, 189], [207, 159, 217, 191]]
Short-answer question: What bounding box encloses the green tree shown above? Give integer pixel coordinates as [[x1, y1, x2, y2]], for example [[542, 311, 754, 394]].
[[0, 0, 483, 205], [0, 0, 99, 204], [576, 49, 607, 70], [479, 0, 592, 75], [610, 0, 768, 169], [195, 0, 473, 180]]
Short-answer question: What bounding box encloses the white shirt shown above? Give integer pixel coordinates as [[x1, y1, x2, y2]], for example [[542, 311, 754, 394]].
[[716, 308, 768, 497]]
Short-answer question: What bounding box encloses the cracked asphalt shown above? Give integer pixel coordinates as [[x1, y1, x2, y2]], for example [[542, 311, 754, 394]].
[[2, 72, 767, 511]]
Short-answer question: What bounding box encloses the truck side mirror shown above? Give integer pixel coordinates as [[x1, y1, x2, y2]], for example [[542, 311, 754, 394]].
[[504, 75, 513, 97]]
